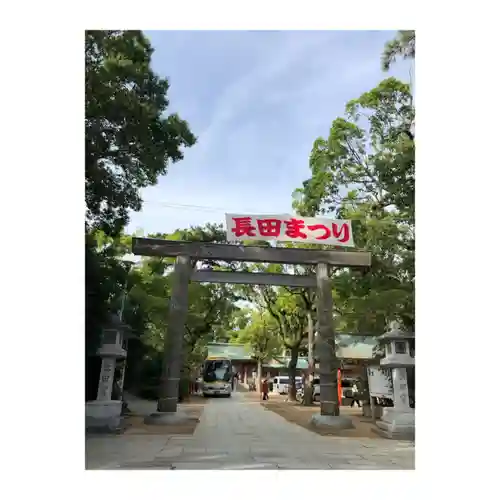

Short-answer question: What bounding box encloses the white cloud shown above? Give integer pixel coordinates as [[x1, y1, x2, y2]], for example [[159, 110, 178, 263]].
[[195, 31, 335, 157], [128, 31, 412, 235]]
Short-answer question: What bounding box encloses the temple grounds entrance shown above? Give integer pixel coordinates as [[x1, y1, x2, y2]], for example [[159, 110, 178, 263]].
[[132, 236, 371, 429]]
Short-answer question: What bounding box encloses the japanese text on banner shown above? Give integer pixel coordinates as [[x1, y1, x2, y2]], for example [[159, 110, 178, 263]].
[[225, 214, 355, 248]]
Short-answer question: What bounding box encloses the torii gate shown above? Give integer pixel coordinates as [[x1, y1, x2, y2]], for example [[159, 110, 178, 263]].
[[132, 238, 371, 427]]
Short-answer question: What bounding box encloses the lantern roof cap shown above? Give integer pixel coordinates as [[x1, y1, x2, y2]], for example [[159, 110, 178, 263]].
[[104, 313, 125, 329], [378, 321, 415, 343], [103, 313, 133, 335]]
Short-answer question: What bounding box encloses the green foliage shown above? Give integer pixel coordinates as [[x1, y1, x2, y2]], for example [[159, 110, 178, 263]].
[[184, 281, 239, 371], [234, 273, 312, 399], [85, 30, 196, 236], [85, 30, 197, 398], [227, 308, 253, 335], [234, 266, 309, 349], [294, 78, 414, 220], [85, 231, 131, 354], [231, 310, 282, 362], [381, 30, 415, 71], [85, 230, 134, 400], [293, 78, 415, 333], [121, 224, 243, 393]]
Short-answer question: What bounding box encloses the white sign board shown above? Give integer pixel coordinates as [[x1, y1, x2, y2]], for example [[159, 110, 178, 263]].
[[225, 214, 355, 247], [367, 367, 393, 399]]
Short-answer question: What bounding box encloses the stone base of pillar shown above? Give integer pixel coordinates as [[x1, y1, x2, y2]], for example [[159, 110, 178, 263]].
[[374, 408, 415, 440], [309, 413, 354, 430], [362, 404, 383, 419], [144, 410, 199, 426], [86, 400, 123, 433]]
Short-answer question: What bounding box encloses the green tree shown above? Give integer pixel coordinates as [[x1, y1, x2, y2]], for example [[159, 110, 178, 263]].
[[184, 282, 239, 374], [231, 258, 318, 400], [236, 272, 308, 400], [226, 308, 253, 338], [293, 78, 415, 333], [85, 230, 134, 400], [85, 30, 196, 235], [232, 310, 282, 389], [382, 30, 415, 71], [85, 30, 196, 400], [124, 224, 243, 400], [264, 288, 310, 400]]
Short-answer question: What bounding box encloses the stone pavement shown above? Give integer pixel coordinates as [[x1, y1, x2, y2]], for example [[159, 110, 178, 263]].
[[86, 391, 414, 470]]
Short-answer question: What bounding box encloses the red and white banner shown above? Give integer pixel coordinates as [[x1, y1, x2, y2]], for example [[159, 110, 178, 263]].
[[225, 214, 355, 247]]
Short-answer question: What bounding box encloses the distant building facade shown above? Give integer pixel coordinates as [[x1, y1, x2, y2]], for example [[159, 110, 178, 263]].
[[206, 334, 379, 383]]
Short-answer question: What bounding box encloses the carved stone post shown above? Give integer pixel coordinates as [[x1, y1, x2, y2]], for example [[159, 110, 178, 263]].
[[310, 263, 353, 429], [145, 255, 193, 425], [158, 254, 190, 412], [315, 262, 337, 416]]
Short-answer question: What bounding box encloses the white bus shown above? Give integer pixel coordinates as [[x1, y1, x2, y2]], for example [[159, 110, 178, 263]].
[[202, 356, 233, 397]]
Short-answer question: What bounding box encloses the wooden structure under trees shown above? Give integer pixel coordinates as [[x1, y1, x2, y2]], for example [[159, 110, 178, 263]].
[[132, 237, 371, 418]]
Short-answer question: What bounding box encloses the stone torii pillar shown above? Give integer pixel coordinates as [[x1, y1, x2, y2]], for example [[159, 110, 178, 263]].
[[144, 254, 194, 425], [310, 262, 354, 430]]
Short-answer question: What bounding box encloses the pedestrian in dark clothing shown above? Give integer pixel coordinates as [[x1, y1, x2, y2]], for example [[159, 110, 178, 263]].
[[261, 378, 269, 400]]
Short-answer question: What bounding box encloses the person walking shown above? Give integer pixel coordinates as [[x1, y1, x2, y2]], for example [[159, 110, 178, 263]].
[[261, 377, 269, 401], [350, 382, 361, 408]]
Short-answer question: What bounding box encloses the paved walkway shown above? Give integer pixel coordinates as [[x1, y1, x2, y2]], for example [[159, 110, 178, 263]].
[[86, 392, 414, 470]]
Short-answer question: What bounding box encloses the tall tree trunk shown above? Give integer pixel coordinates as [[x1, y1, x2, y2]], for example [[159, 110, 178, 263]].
[[288, 345, 299, 401], [303, 310, 315, 405], [256, 358, 262, 395]]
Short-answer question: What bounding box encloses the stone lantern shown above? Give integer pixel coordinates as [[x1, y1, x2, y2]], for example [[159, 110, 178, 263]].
[[375, 321, 415, 440], [85, 314, 128, 432]]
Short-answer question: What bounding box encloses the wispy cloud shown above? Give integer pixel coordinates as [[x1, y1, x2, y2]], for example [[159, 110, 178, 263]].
[[128, 30, 412, 235]]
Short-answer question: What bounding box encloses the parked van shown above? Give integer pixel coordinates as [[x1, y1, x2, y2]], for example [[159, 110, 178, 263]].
[[272, 376, 302, 395], [312, 377, 356, 402]]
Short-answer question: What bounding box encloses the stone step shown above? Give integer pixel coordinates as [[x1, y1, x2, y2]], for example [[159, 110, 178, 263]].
[[372, 420, 415, 441], [86, 416, 127, 435]]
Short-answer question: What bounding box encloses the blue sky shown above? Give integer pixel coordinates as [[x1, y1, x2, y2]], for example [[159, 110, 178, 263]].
[[127, 30, 412, 236]]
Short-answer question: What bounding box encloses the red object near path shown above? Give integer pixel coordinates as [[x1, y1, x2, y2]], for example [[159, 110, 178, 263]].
[[338, 369, 342, 407]]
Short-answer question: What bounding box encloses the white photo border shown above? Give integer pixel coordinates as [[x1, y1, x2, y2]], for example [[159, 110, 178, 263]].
[[3, 0, 495, 498]]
